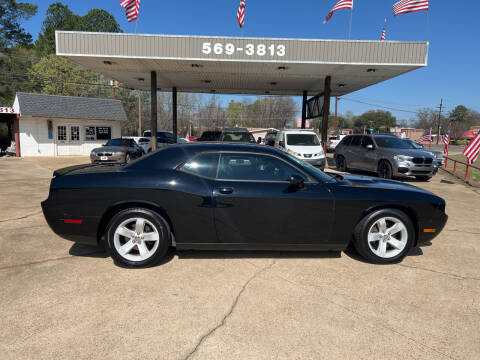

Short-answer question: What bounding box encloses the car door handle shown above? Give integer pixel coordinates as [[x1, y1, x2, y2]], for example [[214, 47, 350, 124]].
[[219, 187, 234, 194]]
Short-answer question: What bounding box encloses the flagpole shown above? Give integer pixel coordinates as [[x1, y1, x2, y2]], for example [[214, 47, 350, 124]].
[[348, 8, 353, 40], [425, 9, 429, 42]]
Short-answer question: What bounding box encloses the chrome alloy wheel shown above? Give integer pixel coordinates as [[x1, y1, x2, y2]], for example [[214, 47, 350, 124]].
[[367, 217, 408, 259], [113, 217, 160, 262]]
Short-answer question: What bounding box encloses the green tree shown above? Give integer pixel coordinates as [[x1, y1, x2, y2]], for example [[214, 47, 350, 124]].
[[35, 3, 122, 56], [353, 110, 397, 133], [226, 100, 244, 127], [0, 0, 37, 50]]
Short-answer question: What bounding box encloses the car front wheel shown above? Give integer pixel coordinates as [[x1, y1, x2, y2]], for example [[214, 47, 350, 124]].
[[106, 208, 171, 267], [353, 209, 414, 264], [378, 160, 393, 179]]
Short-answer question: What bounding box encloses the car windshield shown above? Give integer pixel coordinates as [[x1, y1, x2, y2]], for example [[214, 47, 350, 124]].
[[106, 139, 131, 146], [221, 131, 256, 143], [374, 137, 413, 149], [403, 139, 423, 149], [286, 134, 320, 146], [283, 152, 334, 182]]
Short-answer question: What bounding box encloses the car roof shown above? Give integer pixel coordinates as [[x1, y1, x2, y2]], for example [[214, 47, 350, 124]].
[[173, 142, 278, 153], [281, 129, 317, 134]]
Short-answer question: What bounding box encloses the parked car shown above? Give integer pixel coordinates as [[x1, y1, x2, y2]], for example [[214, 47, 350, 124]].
[[334, 134, 437, 180], [196, 128, 256, 143], [42, 143, 447, 267], [142, 130, 189, 151], [327, 135, 346, 152], [274, 130, 326, 170], [264, 130, 278, 146], [402, 138, 445, 167], [123, 136, 151, 153], [90, 138, 144, 164]]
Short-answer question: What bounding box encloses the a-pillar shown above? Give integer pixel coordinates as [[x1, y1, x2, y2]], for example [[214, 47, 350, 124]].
[[150, 71, 157, 151], [301, 90, 307, 129], [14, 114, 20, 157], [172, 87, 177, 142]]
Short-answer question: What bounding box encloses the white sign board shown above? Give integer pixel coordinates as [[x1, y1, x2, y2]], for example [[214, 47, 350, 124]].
[[0, 107, 17, 114]]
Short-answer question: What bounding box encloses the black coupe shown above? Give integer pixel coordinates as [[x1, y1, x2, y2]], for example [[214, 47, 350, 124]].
[[42, 143, 447, 267]]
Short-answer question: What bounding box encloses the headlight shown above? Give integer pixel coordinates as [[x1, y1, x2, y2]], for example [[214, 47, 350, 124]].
[[113, 151, 126, 156], [287, 149, 301, 157], [394, 155, 413, 162]]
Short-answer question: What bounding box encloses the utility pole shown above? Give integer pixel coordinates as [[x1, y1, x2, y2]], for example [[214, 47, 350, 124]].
[[334, 96, 338, 136], [436, 98, 443, 144]]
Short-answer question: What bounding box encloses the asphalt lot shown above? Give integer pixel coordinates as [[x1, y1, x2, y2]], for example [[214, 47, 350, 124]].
[[1, 156, 479, 360]]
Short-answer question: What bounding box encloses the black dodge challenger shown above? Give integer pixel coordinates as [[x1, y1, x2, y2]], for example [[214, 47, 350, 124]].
[[42, 143, 447, 267]]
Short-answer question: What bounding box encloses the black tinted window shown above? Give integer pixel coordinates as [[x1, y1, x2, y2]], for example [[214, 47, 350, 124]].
[[362, 136, 374, 147], [218, 153, 304, 181], [375, 137, 412, 149], [351, 136, 362, 146], [106, 139, 130, 146], [341, 136, 352, 146], [221, 132, 255, 143], [181, 153, 219, 178]]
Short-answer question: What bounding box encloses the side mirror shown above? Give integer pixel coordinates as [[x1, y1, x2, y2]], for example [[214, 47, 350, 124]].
[[279, 140, 285, 148], [366, 144, 374, 150], [289, 174, 305, 189]]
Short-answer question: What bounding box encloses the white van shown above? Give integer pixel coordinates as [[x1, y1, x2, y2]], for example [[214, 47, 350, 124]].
[[274, 130, 326, 170]]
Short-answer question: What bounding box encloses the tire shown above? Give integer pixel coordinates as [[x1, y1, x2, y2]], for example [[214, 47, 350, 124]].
[[353, 209, 414, 264], [377, 160, 393, 179], [147, 148, 152, 153], [415, 176, 431, 181], [336, 155, 347, 172], [125, 154, 131, 164], [105, 208, 171, 267]]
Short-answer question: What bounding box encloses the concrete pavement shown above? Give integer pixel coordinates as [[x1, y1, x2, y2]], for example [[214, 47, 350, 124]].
[[1, 156, 479, 360]]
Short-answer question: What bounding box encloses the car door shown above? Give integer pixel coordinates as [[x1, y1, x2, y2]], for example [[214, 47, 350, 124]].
[[347, 135, 363, 169], [360, 136, 378, 171], [213, 152, 334, 246]]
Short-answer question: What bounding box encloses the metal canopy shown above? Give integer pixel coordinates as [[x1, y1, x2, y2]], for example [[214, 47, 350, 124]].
[[56, 31, 428, 96]]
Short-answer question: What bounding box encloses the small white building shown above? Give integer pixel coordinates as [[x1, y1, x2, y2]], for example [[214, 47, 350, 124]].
[[5, 92, 127, 157]]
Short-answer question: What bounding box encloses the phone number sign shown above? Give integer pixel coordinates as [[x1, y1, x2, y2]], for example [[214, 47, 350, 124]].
[[201, 42, 286, 57]]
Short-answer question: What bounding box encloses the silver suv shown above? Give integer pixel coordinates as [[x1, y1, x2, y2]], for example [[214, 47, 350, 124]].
[[334, 134, 437, 181]]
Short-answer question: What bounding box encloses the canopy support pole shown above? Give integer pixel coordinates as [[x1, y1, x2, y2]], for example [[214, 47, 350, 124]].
[[150, 71, 158, 151], [321, 76, 331, 155], [301, 90, 307, 129], [14, 114, 20, 157], [172, 87, 178, 142]]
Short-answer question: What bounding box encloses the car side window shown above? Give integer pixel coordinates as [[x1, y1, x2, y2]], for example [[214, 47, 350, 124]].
[[180, 153, 219, 179], [218, 153, 305, 182], [351, 136, 362, 146], [362, 136, 374, 147], [341, 136, 352, 146]]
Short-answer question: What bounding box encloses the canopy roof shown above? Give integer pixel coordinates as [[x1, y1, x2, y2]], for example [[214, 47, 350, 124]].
[[56, 31, 428, 96]]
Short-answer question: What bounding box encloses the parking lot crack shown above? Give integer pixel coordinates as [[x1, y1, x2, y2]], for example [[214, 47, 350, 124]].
[[397, 263, 480, 281], [182, 260, 276, 360], [0, 211, 42, 223], [445, 229, 480, 235]]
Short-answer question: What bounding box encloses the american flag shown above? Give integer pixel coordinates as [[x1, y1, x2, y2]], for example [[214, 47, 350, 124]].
[[236, 0, 246, 28], [443, 126, 451, 154], [463, 133, 480, 165], [380, 19, 386, 41], [119, 0, 140, 23], [323, 0, 353, 24], [417, 128, 432, 143], [393, 0, 429, 16]]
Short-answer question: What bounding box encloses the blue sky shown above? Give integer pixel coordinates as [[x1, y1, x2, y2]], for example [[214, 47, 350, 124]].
[[21, 0, 480, 121]]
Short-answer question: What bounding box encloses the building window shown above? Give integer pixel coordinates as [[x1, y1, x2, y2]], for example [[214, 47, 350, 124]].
[[96, 127, 111, 140], [85, 126, 95, 140], [57, 126, 67, 141], [71, 126, 80, 141]]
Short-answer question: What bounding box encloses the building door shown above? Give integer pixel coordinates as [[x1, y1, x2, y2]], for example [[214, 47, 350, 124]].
[[56, 125, 82, 155]]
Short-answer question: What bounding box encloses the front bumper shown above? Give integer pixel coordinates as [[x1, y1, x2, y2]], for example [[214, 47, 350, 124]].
[[394, 161, 436, 177], [302, 156, 326, 169], [417, 211, 448, 244], [90, 153, 125, 164]]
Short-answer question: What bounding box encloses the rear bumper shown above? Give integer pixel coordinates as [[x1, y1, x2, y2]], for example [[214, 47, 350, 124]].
[[41, 198, 99, 246]]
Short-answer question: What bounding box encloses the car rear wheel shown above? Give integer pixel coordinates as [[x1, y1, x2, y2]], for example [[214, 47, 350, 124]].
[[106, 208, 170, 267], [378, 160, 393, 179], [336, 155, 347, 172], [353, 209, 414, 264]]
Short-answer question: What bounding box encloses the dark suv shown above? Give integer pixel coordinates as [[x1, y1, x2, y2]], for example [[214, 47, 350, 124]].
[[334, 134, 437, 180], [196, 128, 256, 143]]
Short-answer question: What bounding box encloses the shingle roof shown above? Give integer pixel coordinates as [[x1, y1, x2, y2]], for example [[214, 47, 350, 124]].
[[16, 92, 127, 121]]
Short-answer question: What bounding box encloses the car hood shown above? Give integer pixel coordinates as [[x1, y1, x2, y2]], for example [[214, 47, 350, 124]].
[[338, 174, 434, 195], [387, 149, 434, 158], [287, 145, 323, 154], [92, 145, 127, 153]]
